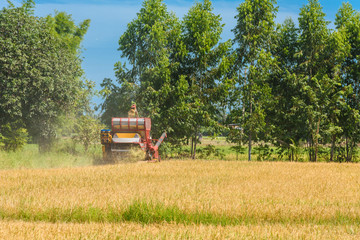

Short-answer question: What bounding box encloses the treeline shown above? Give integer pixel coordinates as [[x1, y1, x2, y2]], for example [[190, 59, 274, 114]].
[[0, 1, 101, 152], [100, 0, 360, 162]]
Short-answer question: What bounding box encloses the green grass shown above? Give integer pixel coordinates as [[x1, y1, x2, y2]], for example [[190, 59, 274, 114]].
[[1, 137, 359, 170], [175, 136, 360, 162], [0, 140, 101, 169], [1, 200, 359, 226]]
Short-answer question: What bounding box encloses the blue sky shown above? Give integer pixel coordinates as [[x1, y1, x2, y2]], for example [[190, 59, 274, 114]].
[[1, 0, 360, 106]]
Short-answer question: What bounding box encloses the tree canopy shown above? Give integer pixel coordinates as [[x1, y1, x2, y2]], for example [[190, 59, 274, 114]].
[[0, 0, 90, 151], [98, 0, 360, 162]]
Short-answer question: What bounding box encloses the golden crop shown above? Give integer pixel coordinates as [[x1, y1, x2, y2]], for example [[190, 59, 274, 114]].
[[1, 220, 359, 239], [0, 160, 359, 239]]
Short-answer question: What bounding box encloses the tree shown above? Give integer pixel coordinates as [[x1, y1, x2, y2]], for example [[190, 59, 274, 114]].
[[334, 3, 360, 161], [100, 0, 190, 145], [99, 0, 232, 159], [46, 11, 90, 54], [180, 0, 232, 159], [267, 18, 306, 161], [46, 11, 93, 141], [297, 0, 330, 161], [73, 115, 105, 152], [0, 1, 90, 152], [231, 0, 278, 161], [98, 78, 137, 127]]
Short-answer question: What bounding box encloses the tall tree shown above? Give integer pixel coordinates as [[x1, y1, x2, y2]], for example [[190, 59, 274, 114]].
[[0, 1, 89, 151], [100, 0, 185, 143], [100, 0, 232, 157], [232, 0, 278, 161], [46, 11, 93, 138], [267, 18, 306, 161], [334, 3, 360, 161], [322, 28, 351, 161], [297, 0, 330, 161], [181, 0, 232, 159]]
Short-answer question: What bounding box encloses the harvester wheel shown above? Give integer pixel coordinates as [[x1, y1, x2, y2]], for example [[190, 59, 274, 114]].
[[102, 145, 114, 164], [145, 151, 152, 161], [145, 150, 161, 162]]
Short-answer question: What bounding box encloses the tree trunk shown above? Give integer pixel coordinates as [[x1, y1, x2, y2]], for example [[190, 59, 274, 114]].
[[248, 68, 252, 162], [248, 96, 252, 161], [191, 127, 198, 159], [193, 135, 197, 160], [330, 135, 336, 162], [38, 136, 53, 153], [346, 137, 349, 162], [307, 138, 312, 162], [314, 118, 320, 162], [192, 128, 198, 160], [309, 137, 315, 162], [239, 76, 245, 162], [248, 100, 252, 162], [248, 131, 252, 161], [190, 136, 194, 158], [350, 140, 355, 162]]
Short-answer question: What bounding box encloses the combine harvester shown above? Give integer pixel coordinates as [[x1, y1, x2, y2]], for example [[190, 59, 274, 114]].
[[100, 117, 166, 162]]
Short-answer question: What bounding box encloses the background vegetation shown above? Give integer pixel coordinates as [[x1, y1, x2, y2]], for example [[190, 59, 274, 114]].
[[98, 0, 360, 162], [1, 0, 360, 163]]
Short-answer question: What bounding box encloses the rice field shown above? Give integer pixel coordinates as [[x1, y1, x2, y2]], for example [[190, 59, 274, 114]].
[[0, 160, 359, 239]]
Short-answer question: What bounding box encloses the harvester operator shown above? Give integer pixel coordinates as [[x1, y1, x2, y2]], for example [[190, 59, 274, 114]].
[[128, 103, 139, 118]]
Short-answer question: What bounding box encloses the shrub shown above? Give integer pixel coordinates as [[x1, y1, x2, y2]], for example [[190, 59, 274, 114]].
[[72, 115, 105, 152], [0, 122, 28, 152]]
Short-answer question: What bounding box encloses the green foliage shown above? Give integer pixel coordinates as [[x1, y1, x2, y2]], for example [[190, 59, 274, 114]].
[[100, 0, 183, 141], [254, 144, 275, 161], [46, 11, 90, 54], [296, 0, 330, 162], [98, 77, 138, 126], [276, 139, 304, 162], [334, 2, 360, 162], [32, 0, 360, 163], [229, 0, 278, 161], [197, 144, 225, 159], [233, 0, 278, 63], [0, 122, 28, 152], [72, 116, 105, 152], [230, 145, 246, 155], [100, 0, 232, 158], [180, 0, 233, 158], [267, 18, 304, 150], [0, 1, 90, 152]]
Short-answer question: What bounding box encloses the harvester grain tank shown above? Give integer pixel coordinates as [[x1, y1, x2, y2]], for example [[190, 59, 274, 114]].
[[100, 117, 166, 162]]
